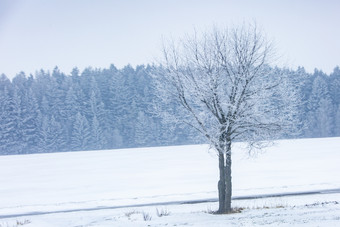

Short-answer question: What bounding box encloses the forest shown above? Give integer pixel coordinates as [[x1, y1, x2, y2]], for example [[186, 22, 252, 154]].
[[0, 64, 340, 155]]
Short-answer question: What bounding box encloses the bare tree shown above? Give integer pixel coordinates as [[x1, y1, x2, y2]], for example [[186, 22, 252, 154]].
[[154, 23, 299, 213]]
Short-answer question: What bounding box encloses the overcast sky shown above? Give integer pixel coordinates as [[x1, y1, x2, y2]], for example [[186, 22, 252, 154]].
[[0, 0, 339, 79]]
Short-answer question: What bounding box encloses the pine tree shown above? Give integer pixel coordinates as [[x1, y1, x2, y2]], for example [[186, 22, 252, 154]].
[[49, 116, 65, 152], [38, 116, 50, 153], [64, 86, 79, 145], [335, 105, 340, 137], [0, 85, 16, 154], [135, 111, 150, 146], [305, 75, 333, 137], [21, 89, 40, 153], [0, 74, 12, 90], [330, 66, 340, 107], [91, 115, 105, 150], [72, 112, 91, 151], [37, 116, 64, 152], [316, 98, 334, 137], [88, 84, 107, 149], [11, 86, 25, 153]]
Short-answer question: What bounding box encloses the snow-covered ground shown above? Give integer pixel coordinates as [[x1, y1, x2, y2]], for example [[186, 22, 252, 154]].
[[2, 193, 340, 227], [0, 137, 340, 226]]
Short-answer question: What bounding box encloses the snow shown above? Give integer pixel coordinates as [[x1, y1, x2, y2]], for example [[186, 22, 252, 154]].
[[2, 194, 340, 226], [0, 137, 340, 226]]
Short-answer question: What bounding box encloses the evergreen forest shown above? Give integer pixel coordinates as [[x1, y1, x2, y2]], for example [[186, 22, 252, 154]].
[[0, 64, 340, 155]]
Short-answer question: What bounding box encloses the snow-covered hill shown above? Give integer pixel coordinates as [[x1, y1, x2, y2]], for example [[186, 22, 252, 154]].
[[0, 137, 340, 226]]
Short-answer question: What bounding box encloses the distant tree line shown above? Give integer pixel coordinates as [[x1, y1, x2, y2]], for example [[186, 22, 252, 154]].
[[0, 64, 339, 155]]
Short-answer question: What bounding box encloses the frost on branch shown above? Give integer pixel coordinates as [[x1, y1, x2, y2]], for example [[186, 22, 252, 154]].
[[153, 24, 300, 154]]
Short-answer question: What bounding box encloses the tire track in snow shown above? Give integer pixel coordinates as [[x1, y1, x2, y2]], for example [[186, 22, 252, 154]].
[[1, 188, 340, 219]]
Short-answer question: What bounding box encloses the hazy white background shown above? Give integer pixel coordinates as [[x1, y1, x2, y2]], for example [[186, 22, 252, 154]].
[[0, 0, 339, 79]]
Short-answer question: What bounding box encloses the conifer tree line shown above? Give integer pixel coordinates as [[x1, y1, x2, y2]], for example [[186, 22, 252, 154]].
[[0, 64, 340, 155]]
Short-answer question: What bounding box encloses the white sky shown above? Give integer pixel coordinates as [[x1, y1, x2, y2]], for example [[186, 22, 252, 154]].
[[0, 0, 339, 79]]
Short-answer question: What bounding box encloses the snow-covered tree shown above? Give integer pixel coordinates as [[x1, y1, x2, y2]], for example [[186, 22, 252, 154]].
[[335, 105, 340, 136], [64, 86, 78, 142], [72, 112, 91, 151], [91, 115, 106, 150], [0, 83, 16, 154], [88, 86, 107, 149], [37, 115, 49, 153], [330, 66, 340, 107], [155, 24, 299, 213], [21, 88, 40, 153], [305, 75, 334, 137], [11, 86, 25, 153], [37, 115, 64, 153], [135, 111, 151, 146]]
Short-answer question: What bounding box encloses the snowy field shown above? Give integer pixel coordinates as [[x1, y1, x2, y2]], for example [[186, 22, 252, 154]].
[[0, 137, 340, 226]]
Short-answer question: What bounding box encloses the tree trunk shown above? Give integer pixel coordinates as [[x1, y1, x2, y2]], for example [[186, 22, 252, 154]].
[[217, 152, 226, 212], [217, 141, 232, 213], [225, 146, 232, 211]]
